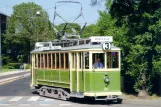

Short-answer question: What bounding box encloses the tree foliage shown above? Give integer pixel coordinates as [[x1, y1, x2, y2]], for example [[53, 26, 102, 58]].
[[82, 24, 98, 38], [109, 0, 161, 95], [56, 23, 81, 34], [91, 0, 161, 95], [4, 2, 55, 63]]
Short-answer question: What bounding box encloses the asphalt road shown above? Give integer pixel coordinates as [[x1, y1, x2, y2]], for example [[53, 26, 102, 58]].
[[0, 76, 160, 107], [0, 71, 30, 80], [0, 76, 35, 96]]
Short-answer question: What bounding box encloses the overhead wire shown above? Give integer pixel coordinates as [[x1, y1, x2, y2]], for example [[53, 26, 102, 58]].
[[53, 0, 86, 24], [52, 0, 91, 40]]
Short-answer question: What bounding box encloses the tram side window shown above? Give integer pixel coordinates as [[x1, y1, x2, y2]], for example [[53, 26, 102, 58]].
[[48, 54, 51, 68], [45, 54, 47, 68], [71, 53, 76, 68], [52, 53, 55, 69], [60, 53, 64, 69], [38, 54, 40, 68], [92, 53, 105, 69], [41, 54, 44, 69], [71, 53, 77, 68], [34, 55, 37, 68], [56, 53, 59, 69], [79, 52, 82, 69], [107, 52, 119, 68], [84, 52, 89, 69], [65, 53, 69, 69], [72, 53, 74, 68]]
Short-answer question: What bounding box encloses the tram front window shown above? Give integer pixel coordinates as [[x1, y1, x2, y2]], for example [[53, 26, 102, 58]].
[[92, 53, 104, 69], [107, 52, 119, 68]]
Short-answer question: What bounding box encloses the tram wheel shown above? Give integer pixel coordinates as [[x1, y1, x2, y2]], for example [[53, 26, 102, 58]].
[[105, 100, 113, 104], [116, 98, 122, 104]]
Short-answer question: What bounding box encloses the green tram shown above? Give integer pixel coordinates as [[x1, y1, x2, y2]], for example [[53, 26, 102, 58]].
[[30, 36, 122, 103]]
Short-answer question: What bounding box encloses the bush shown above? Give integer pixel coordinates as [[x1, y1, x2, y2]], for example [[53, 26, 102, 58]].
[[2, 62, 31, 69], [2, 55, 11, 65], [7, 63, 21, 69], [2, 65, 14, 69], [25, 64, 31, 69]]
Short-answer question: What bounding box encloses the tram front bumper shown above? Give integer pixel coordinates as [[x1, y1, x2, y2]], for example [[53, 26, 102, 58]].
[[84, 92, 122, 100], [84, 92, 122, 96]]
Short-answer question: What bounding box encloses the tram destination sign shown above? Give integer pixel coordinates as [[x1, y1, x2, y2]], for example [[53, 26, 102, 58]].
[[50, 46, 61, 50], [39, 46, 61, 51], [90, 36, 113, 42]]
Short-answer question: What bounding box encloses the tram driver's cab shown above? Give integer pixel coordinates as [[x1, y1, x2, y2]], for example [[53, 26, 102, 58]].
[[70, 36, 120, 71]]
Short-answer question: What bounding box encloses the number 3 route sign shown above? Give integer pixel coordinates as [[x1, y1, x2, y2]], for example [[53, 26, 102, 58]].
[[102, 42, 111, 50]]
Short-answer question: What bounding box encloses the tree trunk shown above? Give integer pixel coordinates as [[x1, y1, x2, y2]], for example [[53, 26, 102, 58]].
[[138, 72, 149, 98], [138, 87, 148, 98]]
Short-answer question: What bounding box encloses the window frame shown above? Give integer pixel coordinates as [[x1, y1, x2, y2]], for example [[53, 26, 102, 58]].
[[34, 52, 70, 70], [71, 51, 90, 71], [90, 50, 120, 71]]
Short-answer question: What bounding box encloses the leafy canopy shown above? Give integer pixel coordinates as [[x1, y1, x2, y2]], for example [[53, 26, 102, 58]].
[[91, 0, 161, 95], [4, 2, 55, 63]]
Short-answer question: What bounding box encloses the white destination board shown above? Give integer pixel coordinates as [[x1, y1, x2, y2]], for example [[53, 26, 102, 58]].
[[50, 46, 61, 50], [90, 36, 113, 42]]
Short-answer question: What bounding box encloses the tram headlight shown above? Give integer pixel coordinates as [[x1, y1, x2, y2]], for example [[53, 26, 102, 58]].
[[104, 75, 110, 83]]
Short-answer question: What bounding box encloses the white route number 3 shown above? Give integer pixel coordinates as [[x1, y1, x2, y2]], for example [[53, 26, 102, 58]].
[[102, 42, 111, 50]]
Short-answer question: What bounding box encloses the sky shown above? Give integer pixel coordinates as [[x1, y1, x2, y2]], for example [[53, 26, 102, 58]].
[[0, 0, 106, 26]]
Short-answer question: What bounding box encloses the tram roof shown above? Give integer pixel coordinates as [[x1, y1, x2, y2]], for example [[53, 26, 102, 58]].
[[31, 36, 121, 53], [31, 43, 121, 53]]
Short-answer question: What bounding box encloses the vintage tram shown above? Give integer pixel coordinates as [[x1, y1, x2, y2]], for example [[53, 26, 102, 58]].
[[30, 36, 122, 103]]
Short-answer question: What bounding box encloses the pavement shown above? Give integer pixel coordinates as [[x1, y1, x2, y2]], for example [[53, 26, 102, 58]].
[[0, 69, 30, 76], [0, 69, 30, 85]]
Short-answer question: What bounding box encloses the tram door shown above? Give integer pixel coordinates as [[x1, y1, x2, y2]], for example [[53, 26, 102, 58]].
[[71, 52, 78, 92], [71, 52, 87, 92]]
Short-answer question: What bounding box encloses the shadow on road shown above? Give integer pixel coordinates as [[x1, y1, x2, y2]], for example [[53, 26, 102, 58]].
[[31, 90, 122, 105], [69, 97, 122, 105], [31, 91, 39, 95]]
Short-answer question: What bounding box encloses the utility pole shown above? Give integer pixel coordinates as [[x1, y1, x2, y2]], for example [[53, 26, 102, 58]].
[[0, 14, 2, 72]]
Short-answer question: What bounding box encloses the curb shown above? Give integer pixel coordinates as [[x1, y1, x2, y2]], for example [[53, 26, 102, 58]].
[[0, 70, 30, 77], [0, 73, 30, 85]]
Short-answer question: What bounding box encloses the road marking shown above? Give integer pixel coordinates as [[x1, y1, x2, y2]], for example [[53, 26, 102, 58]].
[[27, 96, 40, 101], [18, 104, 30, 106], [0, 104, 10, 106], [9, 97, 23, 101], [60, 104, 71, 106], [0, 97, 6, 101], [44, 98, 54, 101], [39, 104, 50, 106], [23, 73, 30, 77]]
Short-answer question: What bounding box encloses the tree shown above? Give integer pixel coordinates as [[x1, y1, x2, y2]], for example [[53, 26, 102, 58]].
[[91, 0, 161, 96], [56, 23, 81, 34], [108, 0, 161, 96], [4, 2, 55, 63], [90, 0, 106, 6], [82, 24, 98, 38]]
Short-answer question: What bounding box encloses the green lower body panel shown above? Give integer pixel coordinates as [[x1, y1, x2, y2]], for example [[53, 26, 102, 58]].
[[84, 71, 121, 92], [71, 71, 121, 96], [37, 80, 70, 88], [32, 69, 121, 96], [71, 71, 84, 92], [34, 69, 70, 88]]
